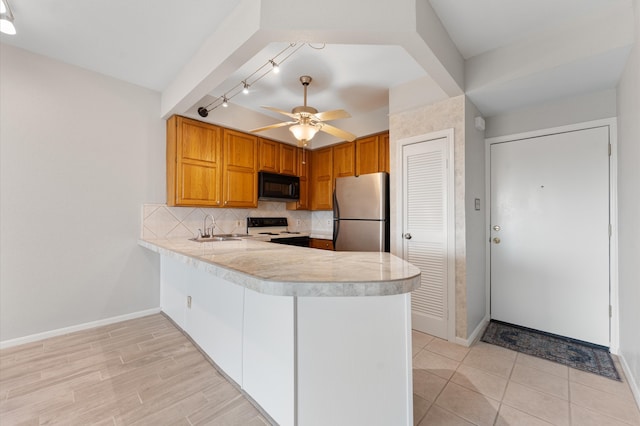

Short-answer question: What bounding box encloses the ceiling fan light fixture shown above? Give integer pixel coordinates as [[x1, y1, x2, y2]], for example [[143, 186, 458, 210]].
[[289, 123, 320, 142], [0, 0, 16, 35]]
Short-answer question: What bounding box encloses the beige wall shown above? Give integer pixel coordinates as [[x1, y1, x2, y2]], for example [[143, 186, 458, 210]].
[[389, 95, 485, 339]]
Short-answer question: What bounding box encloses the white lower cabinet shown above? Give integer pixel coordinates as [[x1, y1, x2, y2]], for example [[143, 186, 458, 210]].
[[242, 289, 294, 426], [187, 268, 244, 384], [159, 255, 412, 426], [159, 256, 294, 425], [160, 257, 244, 384], [160, 257, 189, 330]]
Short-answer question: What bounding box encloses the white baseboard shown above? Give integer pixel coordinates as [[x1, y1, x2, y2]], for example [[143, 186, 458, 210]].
[[619, 353, 640, 411], [0, 308, 161, 350], [455, 316, 490, 347]]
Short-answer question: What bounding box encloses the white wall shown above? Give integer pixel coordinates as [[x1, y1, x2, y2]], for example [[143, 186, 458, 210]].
[[616, 0, 640, 403], [484, 89, 617, 138], [464, 99, 487, 337], [0, 44, 165, 342]]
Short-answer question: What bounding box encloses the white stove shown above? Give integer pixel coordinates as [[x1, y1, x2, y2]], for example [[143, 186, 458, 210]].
[[247, 217, 310, 246]]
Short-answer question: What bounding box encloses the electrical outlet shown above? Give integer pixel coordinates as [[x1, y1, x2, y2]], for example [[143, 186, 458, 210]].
[[327, 219, 332, 226], [296, 219, 301, 226], [236, 220, 243, 227]]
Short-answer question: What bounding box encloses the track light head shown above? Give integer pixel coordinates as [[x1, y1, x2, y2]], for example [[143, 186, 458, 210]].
[[270, 60, 280, 74]]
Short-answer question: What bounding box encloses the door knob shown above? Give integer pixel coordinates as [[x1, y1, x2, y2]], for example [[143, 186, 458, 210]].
[[493, 225, 501, 231], [493, 237, 501, 244], [403, 233, 412, 240]]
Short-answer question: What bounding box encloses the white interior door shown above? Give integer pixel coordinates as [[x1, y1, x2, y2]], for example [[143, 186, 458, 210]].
[[400, 132, 454, 339], [490, 126, 610, 346]]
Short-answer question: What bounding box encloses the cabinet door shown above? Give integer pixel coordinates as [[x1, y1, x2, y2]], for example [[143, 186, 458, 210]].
[[333, 141, 355, 178], [279, 143, 298, 176], [223, 129, 258, 208], [188, 268, 244, 384], [309, 238, 334, 250], [311, 147, 333, 210], [167, 116, 222, 206], [379, 132, 390, 173], [356, 135, 380, 176], [243, 289, 295, 426], [258, 138, 280, 173], [160, 256, 189, 329], [287, 147, 309, 211]]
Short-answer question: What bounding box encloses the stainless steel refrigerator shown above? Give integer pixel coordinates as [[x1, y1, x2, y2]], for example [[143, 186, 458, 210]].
[[333, 172, 390, 252]]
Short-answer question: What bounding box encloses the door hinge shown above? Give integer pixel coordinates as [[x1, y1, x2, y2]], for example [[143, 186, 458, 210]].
[[608, 143, 612, 156], [609, 305, 612, 318], [609, 224, 612, 237]]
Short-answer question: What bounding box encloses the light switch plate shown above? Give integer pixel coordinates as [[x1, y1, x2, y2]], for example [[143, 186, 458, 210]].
[[475, 198, 481, 211]]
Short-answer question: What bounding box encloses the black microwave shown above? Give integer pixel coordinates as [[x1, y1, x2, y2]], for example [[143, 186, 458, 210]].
[[258, 172, 300, 201]]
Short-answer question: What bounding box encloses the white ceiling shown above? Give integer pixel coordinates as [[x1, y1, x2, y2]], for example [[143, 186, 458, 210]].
[[429, 0, 631, 59], [1, 0, 635, 145]]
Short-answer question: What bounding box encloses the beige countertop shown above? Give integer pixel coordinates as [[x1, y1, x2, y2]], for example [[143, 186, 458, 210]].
[[139, 237, 421, 297]]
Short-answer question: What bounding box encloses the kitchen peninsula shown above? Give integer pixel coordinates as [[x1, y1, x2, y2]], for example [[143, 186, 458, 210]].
[[139, 237, 420, 426]]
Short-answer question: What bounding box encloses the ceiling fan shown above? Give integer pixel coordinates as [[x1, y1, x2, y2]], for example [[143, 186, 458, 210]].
[[250, 75, 356, 146]]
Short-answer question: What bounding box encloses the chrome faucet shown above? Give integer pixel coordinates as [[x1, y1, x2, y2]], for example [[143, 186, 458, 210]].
[[199, 214, 215, 238]]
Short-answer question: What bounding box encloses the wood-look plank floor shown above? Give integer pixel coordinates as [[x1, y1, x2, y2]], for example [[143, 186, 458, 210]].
[[0, 314, 271, 425]]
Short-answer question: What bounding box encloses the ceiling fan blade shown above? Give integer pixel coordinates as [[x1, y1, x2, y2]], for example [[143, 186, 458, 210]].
[[250, 121, 297, 133], [261, 106, 298, 119], [313, 109, 351, 122], [319, 123, 356, 142]]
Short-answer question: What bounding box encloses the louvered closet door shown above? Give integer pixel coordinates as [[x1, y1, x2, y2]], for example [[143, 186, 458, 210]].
[[402, 137, 449, 338]]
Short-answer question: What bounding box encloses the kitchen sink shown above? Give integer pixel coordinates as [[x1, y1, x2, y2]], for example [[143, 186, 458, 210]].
[[189, 236, 241, 242], [189, 233, 250, 242]]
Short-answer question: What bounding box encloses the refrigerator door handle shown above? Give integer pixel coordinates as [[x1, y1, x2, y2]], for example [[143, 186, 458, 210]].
[[333, 188, 340, 247]]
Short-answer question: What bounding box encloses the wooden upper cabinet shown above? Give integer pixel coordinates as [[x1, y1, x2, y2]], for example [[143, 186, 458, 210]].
[[310, 146, 333, 210], [333, 141, 355, 178], [379, 132, 390, 173], [222, 129, 258, 208], [287, 147, 309, 211], [279, 143, 297, 176], [355, 131, 389, 175], [356, 135, 380, 176], [259, 138, 297, 176], [167, 116, 222, 207], [258, 138, 280, 173]]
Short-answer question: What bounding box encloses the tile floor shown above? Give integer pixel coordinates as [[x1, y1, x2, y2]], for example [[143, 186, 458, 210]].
[[1, 315, 639, 425], [411, 330, 640, 426]]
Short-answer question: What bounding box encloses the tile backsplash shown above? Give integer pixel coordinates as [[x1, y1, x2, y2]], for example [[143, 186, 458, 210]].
[[141, 202, 333, 239]]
